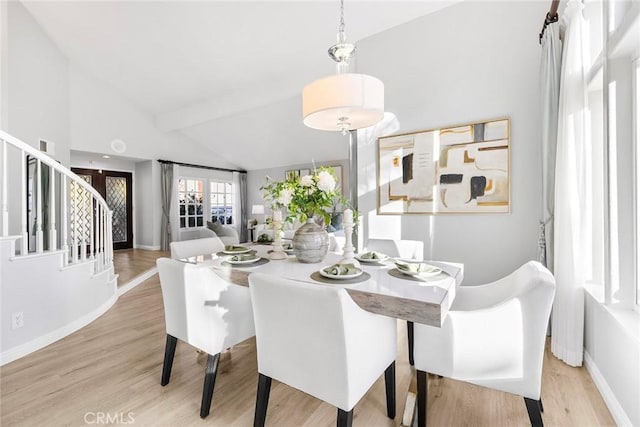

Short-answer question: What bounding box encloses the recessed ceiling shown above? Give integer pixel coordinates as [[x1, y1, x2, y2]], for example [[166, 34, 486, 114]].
[[21, 0, 460, 170]]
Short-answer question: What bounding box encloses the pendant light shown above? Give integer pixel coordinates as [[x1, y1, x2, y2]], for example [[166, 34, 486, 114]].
[[302, 0, 384, 135]]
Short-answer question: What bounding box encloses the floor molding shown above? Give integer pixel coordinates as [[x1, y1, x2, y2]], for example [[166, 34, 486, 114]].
[[134, 244, 161, 251], [584, 350, 632, 427], [0, 294, 118, 367], [117, 267, 157, 296]]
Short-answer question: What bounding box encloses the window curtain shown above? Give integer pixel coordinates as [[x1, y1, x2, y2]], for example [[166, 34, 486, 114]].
[[235, 171, 248, 243], [552, 0, 587, 367], [539, 22, 562, 272], [160, 162, 173, 251]]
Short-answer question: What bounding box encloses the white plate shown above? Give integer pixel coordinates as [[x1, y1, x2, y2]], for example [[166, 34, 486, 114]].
[[223, 247, 251, 255], [395, 263, 442, 277], [355, 253, 389, 263], [225, 255, 261, 265], [319, 266, 363, 280]]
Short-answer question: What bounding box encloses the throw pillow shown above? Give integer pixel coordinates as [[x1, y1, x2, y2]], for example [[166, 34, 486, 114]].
[[330, 212, 343, 231]]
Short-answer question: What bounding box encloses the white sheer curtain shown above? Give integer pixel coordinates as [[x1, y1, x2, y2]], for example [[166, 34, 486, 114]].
[[552, 0, 588, 367], [539, 23, 562, 272]]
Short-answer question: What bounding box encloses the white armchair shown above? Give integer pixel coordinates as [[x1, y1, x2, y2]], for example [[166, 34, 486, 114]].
[[413, 261, 556, 426], [156, 258, 255, 418], [169, 237, 224, 260], [248, 273, 397, 427]]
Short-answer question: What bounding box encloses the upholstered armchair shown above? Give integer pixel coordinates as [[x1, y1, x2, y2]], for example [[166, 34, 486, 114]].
[[169, 237, 224, 260], [413, 261, 556, 426]]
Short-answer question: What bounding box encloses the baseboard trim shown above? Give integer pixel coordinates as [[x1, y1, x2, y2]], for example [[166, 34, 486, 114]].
[[0, 294, 118, 367], [584, 350, 633, 427], [134, 244, 161, 251], [117, 267, 157, 296]]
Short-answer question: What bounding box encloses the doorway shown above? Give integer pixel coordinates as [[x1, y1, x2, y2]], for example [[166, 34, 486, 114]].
[[71, 168, 133, 250]]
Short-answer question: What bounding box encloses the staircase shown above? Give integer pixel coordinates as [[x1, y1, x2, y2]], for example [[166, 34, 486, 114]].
[[0, 130, 117, 365]]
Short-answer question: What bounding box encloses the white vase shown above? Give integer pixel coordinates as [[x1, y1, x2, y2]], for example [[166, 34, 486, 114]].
[[292, 218, 329, 263]]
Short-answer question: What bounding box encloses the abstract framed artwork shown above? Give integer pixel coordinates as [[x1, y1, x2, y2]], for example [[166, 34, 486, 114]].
[[377, 117, 510, 214]]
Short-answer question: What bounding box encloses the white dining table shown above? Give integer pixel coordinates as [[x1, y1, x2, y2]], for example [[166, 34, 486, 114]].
[[185, 245, 464, 426]]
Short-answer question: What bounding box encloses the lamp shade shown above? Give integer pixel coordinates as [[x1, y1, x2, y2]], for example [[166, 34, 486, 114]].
[[302, 73, 384, 132], [251, 204, 265, 215]]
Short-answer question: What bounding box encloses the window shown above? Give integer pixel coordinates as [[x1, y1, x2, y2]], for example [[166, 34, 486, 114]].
[[210, 181, 234, 225], [178, 179, 204, 228]]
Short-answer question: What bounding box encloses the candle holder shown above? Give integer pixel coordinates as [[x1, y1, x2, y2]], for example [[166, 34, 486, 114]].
[[270, 211, 287, 260], [338, 209, 360, 268]]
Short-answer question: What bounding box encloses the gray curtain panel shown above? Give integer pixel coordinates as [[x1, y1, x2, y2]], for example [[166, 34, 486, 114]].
[[160, 162, 173, 251], [538, 22, 561, 273], [237, 171, 248, 243]]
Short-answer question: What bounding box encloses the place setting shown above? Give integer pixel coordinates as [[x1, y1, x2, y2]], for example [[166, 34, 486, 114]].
[[221, 251, 269, 268], [310, 262, 371, 285], [388, 260, 449, 283], [216, 245, 257, 257], [354, 250, 392, 267]]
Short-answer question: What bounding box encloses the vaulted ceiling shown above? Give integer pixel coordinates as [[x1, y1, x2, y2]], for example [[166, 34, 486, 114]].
[[22, 1, 459, 170]]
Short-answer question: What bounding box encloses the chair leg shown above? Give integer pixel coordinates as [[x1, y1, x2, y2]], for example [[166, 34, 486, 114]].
[[200, 353, 220, 418], [160, 334, 177, 386], [384, 361, 396, 419], [539, 398, 544, 413], [407, 321, 415, 366], [337, 409, 353, 427], [254, 373, 272, 427], [524, 397, 544, 427], [417, 370, 428, 427]]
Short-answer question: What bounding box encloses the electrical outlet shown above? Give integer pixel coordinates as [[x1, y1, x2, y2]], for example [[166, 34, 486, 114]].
[[11, 312, 24, 329]]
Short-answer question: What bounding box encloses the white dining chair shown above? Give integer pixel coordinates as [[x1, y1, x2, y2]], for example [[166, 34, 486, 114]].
[[248, 272, 397, 427], [364, 238, 425, 366], [413, 261, 556, 427], [156, 258, 255, 418], [169, 236, 225, 260]]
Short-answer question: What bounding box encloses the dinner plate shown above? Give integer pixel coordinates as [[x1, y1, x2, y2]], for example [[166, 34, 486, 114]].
[[395, 263, 442, 277], [319, 266, 363, 280], [355, 253, 389, 263], [222, 247, 251, 255], [225, 255, 261, 265]]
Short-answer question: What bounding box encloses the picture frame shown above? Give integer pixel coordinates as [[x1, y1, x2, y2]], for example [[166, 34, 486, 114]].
[[377, 117, 510, 215]]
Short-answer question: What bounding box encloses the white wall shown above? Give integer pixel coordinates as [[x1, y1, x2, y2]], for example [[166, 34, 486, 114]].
[[134, 160, 158, 249], [356, 1, 545, 286], [5, 1, 70, 166]]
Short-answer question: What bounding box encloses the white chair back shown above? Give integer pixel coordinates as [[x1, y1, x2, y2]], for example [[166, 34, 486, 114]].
[[156, 258, 255, 354], [170, 237, 224, 260], [414, 260, 556, 400], [248, 272, 397, 411], [365, 238, 424, 260]]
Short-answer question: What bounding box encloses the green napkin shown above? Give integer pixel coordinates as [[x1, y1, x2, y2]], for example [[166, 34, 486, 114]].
[[395, 261, 439, 274], [361, 251, 386, 260], [323, 263, 360, 276], [230, 254, 257, 262], [225, 245, 246, 252]]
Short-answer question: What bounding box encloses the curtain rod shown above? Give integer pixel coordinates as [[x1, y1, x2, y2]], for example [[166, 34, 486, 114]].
[[539, 0, 560, 44], [157, 159, 246, 174]]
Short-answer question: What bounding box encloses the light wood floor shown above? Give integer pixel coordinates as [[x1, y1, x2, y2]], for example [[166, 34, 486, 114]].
[[0, 269, 614, 426], [113, 248, 169, 286]]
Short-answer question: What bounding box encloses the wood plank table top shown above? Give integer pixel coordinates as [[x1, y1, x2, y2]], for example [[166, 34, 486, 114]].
[[183, 245, 464, 327]]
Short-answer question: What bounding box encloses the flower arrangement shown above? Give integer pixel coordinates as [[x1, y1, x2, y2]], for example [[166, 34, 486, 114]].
[[261, 167, 348, 226]]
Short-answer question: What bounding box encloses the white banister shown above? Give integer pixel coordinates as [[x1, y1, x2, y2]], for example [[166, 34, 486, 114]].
[[0, 129, 112, 274], [20, 150, 28, 254], [2, 139, 7, 236], [36, 159, 43, 253], [61, 175, 68, 264], [49, 164, 56, 251]]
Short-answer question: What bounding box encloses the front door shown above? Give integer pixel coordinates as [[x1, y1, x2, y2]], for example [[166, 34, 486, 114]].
[[71, 168, 133, 250]]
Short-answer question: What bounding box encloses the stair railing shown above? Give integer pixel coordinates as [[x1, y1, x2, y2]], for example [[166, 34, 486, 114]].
[[0, 130, 113, 273]]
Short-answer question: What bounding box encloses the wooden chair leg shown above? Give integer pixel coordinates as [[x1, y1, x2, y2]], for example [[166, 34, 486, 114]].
[[160, 334, 177, 386], [417, 370, 428, 427], [407, 321, 415, 366], [254, 374, 272, 427], [524, 397, 544, 427], [200, 353, 220, 418], [384, 361, 396, 419], [337, 408, 353, 427]]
